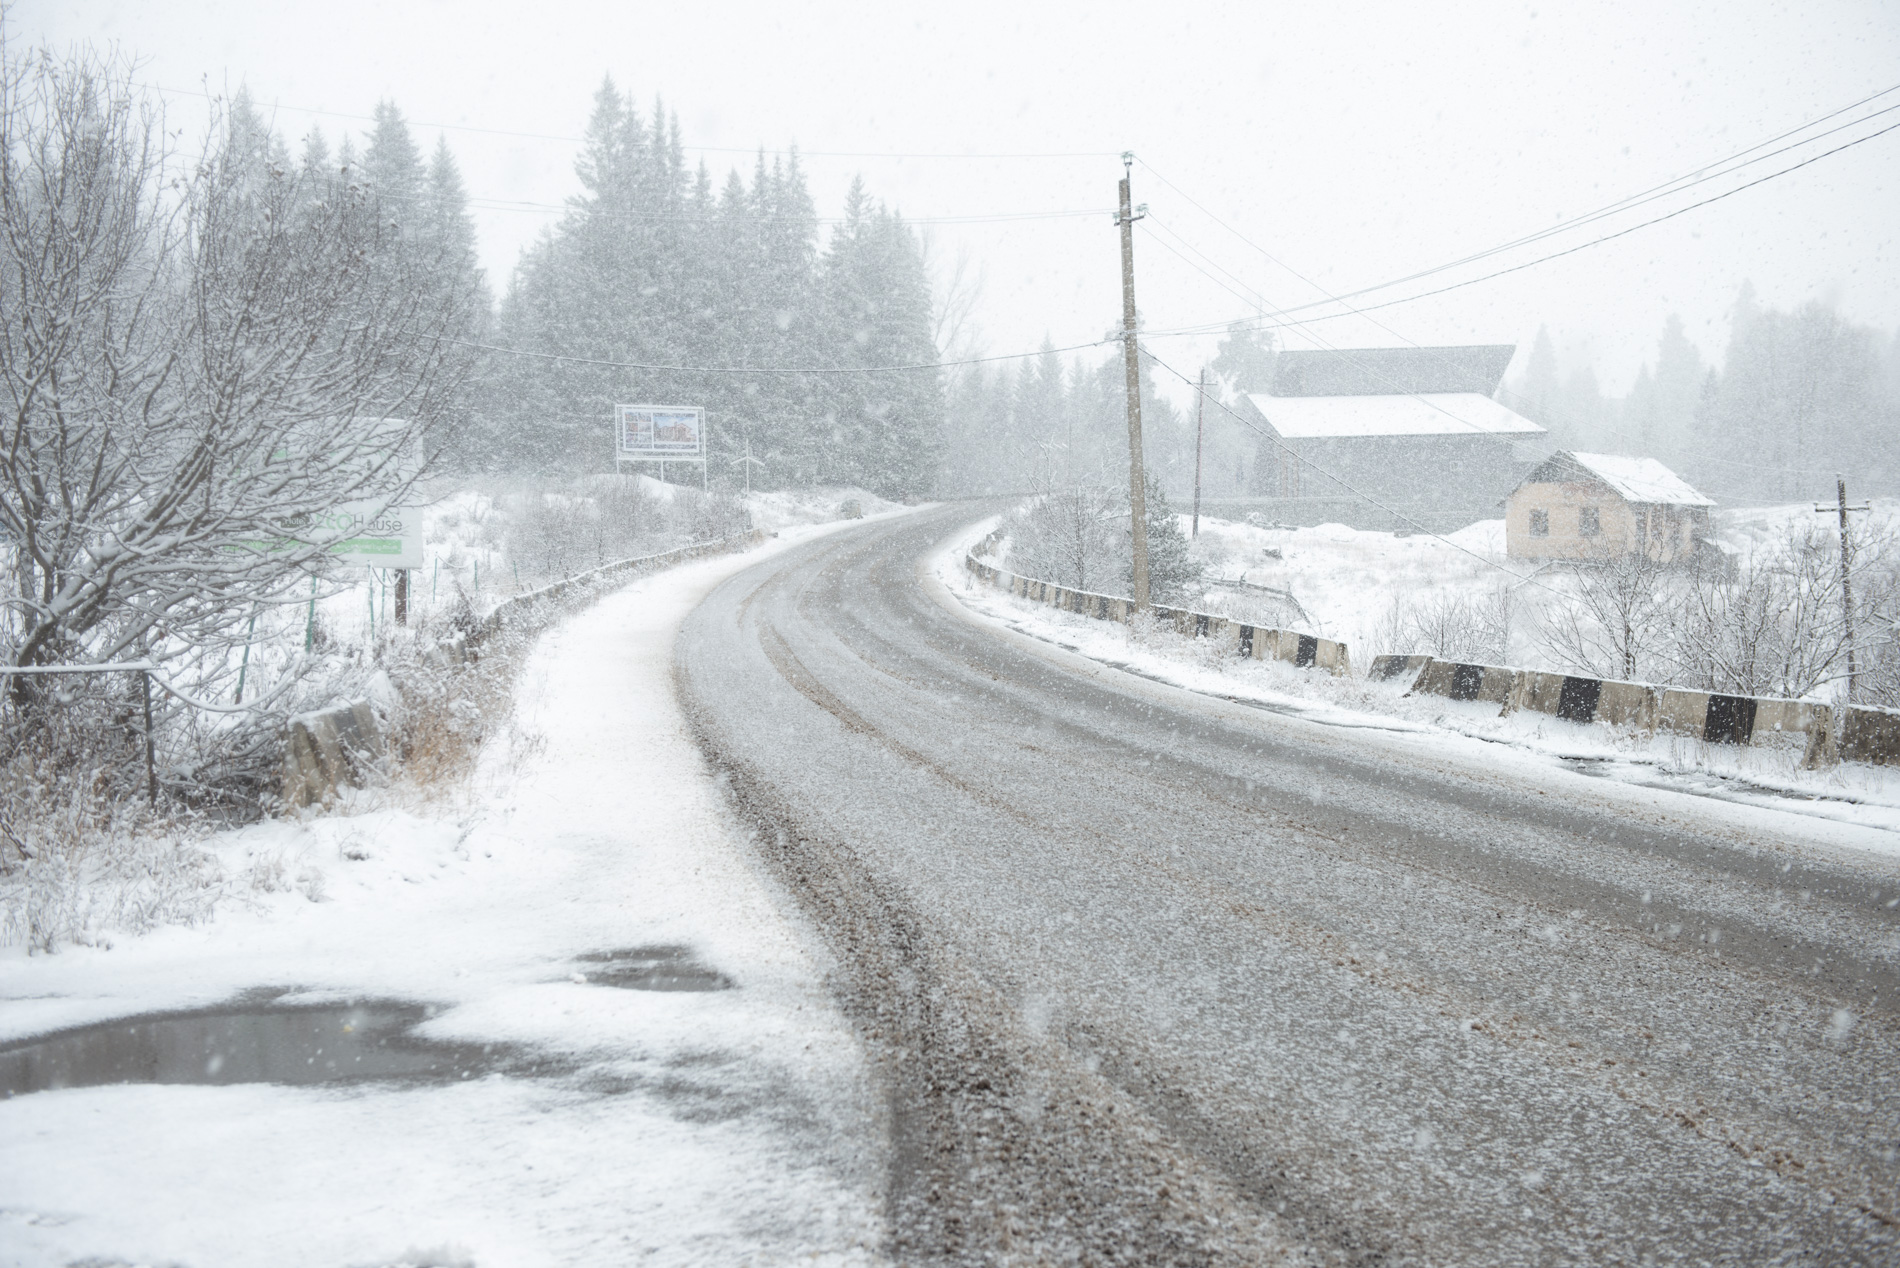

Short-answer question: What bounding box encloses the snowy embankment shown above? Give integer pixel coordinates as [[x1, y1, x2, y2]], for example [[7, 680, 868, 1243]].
[[0, 512, 917, 1267], [937, 515, 1900, 852]]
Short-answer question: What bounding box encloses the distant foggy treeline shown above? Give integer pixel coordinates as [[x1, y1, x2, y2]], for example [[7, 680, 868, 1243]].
[[939, 327, 1276, 502], [177, 81, 1900, 511], [1508, 292, 1900, 502], [477, 82, 942, 499]]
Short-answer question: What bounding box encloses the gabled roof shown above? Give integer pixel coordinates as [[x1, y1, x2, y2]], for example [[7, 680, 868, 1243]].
[[1243, 391, 1546, 439], [1520, 451, 1714, 506], [1265, 345, 1516, 397]]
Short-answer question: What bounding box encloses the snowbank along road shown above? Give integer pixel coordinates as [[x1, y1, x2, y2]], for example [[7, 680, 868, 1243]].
[[678, 504, 1900, 1266]]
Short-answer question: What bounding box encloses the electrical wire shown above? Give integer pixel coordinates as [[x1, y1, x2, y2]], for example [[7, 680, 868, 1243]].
[[437, 333, 1111, 375], [1132, 143, 1898, 472], [1139, 89, 1900, 323], [146, 81, 1120, 160], [1142, 213, 1546, 445], [1140, 208, 1652, 453], [459, 198, 1115, 226], [1136, 111, 1900, 339]]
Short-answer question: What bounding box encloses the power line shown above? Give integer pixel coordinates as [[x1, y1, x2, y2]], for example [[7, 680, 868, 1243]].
[[1141, 208, 1649, 453], [148, 81, 1120, 160], [460, 198, 1115, 226], [1293, 119, 1900, 322], [1140, 214, 1544, 447], [1140, 88, 1900, 323], [440, 334, 1111, 375], [1136, 109, 1900, 340]]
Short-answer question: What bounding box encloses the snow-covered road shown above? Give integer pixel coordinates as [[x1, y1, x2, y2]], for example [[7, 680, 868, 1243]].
[[679, 505, 1900, 1266], [1, 526, 893, 1267]]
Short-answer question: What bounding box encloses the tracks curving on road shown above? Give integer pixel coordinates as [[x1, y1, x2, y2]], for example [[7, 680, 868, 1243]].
[[677, 505, 1900, 1266]]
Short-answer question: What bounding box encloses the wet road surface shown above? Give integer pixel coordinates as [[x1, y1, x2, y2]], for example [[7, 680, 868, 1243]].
[[677, 506, 1900, 1265]]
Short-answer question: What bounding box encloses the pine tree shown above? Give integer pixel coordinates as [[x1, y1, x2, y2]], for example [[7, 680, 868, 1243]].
[[1127, 473, 1199, 603], [363, 101, 425, 215], [818, 178, 943, 497], [1514, 325, 1561, 430]]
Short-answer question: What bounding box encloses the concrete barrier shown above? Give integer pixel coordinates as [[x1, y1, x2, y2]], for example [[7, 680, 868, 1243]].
[[1595, 680, 1660, 731], [1369, 654, 1430, 686], [1506, 670, 1661, 728], [1657, 689, 1763, 745], [284, 699, 383, 808], [1411, 659, 1517, 707], [1842, 705, 1900, 766], [964, 550, 1348, 676]]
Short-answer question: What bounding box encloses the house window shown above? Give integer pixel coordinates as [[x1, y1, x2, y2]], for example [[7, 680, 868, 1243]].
[[1579, 506, 1600, 537], [1529, 508, 1549, 537]]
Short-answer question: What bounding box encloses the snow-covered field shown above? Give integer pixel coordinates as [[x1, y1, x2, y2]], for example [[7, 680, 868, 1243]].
[[940, 515, 1900, 853], [0, 510, 923, 1267], [1188, 512, 1511, 655]]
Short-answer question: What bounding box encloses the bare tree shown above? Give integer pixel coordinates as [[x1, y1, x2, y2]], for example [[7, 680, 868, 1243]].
[[1006, 488, 1124, 594], [1381, 585, 1516, 665], [0, 47, 476, 722], [1667, 520, 1898, 699], [921, 227, 986, 365], [1536, 548, 1673, 681]]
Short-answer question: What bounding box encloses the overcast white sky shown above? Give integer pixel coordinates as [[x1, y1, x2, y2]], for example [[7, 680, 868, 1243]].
[[13, 0, 1900, 398]]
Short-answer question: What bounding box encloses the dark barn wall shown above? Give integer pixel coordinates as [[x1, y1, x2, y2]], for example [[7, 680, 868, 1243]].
[[1224, 432, 1531, 532]]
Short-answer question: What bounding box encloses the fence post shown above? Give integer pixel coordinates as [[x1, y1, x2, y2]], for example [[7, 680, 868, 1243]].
[[234, 613, 256, 704], [139, 670, 157, 806]]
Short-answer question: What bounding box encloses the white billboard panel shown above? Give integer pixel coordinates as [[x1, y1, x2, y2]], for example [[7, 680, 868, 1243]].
[[617, 404, 704, 459], [316, 500, 424, 569]]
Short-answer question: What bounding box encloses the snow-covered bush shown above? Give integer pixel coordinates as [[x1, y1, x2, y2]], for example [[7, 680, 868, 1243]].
[[1377, 586, 1517, 666], [0, 47, 478, 808], [501, 476, 749, 587]]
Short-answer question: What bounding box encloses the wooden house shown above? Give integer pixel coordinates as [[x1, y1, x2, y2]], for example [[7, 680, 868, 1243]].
[[1505, 451, 1713, 562]]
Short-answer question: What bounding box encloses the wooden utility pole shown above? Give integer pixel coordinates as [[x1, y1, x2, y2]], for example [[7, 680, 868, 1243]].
[[1117, 153, 1151, 610], [1817, 475, 1871, 700], [1192, 366, 1207, 538], [394, 569, 409, 626]]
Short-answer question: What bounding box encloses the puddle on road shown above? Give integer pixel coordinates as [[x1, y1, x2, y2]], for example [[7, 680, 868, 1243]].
[[574, 946, 733, 992], [0, 997, 506, 1099]]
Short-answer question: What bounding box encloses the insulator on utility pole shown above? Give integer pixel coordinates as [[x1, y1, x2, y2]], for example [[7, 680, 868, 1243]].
[[1117, 154, 1151, 611]]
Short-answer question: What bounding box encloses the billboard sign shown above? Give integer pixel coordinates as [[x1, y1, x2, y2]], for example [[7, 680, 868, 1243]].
[[617, 404, 704, 459], [314, 500, 424, 569], [234, 421, 424, 569]]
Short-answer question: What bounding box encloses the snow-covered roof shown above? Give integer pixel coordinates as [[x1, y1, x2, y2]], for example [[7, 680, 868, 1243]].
[[1525, 451, 1714, 506], [1243, 392, 1546, 439]]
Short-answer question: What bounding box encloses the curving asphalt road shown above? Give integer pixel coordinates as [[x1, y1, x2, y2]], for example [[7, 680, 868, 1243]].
[[676, 504, 1900, 1266]]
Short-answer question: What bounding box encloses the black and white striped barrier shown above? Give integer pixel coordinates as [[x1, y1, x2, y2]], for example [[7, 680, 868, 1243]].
[[1369, 654, 1431, 684], [1393, 656, 1838, 764], [965, 551, 1349, 676], [1408, 659, 1518, 706]]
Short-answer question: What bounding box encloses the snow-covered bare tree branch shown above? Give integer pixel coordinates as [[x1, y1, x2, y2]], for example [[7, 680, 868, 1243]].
[[0, 47, 477, 712]]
